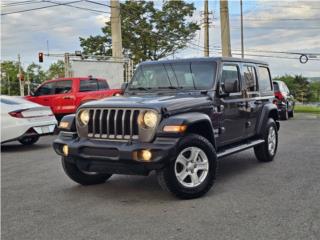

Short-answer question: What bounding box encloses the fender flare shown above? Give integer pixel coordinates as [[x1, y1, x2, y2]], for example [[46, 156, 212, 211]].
[[256, 103, 279, 135], [157, 112, 216, 147]]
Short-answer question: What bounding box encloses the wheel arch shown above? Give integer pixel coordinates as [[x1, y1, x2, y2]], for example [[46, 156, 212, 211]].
[[256, 103, 280, 135], [157, 112, 216, 148]]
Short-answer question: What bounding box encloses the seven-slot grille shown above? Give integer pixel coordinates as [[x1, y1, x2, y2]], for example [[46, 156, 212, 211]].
[[87, 108, 140, 140]]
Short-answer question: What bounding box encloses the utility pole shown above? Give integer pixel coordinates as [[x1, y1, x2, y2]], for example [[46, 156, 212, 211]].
[[220, 0, 232, 57], [111, 0, 123, 58], [17, 54, 24, 96], [204, 0, 209, 57], [240, 0, 244, 58], [64, 53, 71, 77]]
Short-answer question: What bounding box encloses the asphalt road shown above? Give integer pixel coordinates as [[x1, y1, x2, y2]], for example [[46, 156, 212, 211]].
[[2, 113, 320, 240]]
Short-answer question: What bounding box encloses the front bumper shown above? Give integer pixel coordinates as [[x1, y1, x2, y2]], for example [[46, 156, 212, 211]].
[[53, 132, 179, 175]]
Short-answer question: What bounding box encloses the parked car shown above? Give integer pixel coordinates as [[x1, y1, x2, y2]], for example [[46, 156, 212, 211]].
[[53, 57, 280, 199], [1, 96, 57, 145], [25, 77, 122, 120], [273, 80, 295, 120]]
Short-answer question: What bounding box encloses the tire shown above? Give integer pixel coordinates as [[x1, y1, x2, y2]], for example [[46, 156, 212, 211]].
[[254, 118, 278, 162], [280, 108, 289, 120], [288, 109, 294, 118], [62, 157, 112, 185], [18, 135, 39, 145], [157, 134, 217, 199]]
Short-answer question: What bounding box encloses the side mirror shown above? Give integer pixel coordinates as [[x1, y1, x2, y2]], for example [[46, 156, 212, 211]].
[[30, 90, 35, 96], [121, 82, 128, 90]]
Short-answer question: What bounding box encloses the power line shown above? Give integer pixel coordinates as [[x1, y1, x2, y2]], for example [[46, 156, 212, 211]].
[[1, 0, 110, 16]]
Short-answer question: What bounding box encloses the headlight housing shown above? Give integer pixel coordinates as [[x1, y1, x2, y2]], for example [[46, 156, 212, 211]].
[[78, 109, 90, 126], [140, 110, 158, 128]]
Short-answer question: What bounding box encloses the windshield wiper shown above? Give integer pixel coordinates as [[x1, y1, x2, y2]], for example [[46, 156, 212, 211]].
[[157, 86, 182, 90], [128, 87, 152, 91]]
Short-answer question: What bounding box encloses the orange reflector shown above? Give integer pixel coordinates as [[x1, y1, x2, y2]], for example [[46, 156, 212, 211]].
[[163, 125, 187, 133], [59, 121, 69, 129]]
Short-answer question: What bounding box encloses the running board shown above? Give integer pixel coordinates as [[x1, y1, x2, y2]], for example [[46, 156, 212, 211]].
[[217, 139, 265, 159]]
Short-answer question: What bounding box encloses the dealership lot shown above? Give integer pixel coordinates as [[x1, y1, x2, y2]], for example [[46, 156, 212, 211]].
[[2, 113, 320, 240]]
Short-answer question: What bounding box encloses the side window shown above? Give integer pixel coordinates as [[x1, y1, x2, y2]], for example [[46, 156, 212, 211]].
[[35, 82, 55, 96], [80, 79, 98, 92], [54, 80, 72, 94], [258, 67, 272, 92], [98, 80, 109, 90], [243, 65, 257, 92], [221, 65, 240, 93]]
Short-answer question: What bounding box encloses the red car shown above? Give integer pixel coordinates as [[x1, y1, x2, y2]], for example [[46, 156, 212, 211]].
[[26, 77, 122, 119]]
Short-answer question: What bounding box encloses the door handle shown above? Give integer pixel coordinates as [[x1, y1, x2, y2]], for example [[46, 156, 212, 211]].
[[43, 98, 49, 101], [63, 96, 72, 99], [254, 100, 262, 105]]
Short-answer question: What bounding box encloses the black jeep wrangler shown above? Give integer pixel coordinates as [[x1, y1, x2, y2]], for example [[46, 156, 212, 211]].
[[53, 57, 279, 199]]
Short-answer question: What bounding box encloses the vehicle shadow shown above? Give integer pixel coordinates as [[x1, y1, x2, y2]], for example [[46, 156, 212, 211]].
[[1, 143, 51, 152], [64, 150, 262, 202]]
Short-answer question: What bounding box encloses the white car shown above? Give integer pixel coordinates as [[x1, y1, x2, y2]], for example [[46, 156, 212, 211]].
[[1, 96, 57, 145]]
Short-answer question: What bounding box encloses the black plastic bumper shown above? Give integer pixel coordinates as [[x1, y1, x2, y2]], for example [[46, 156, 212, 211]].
[[53, 132, 179, 175]]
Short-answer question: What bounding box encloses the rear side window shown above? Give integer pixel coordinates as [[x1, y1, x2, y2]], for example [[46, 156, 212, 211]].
[[221, 65, 240, 93], [80, 79, 99, 92], [243, 65, 257, 92], [0, 98, 21, 105], [258, 67, 272, 92], [273, 82, 279, 91], [54, 80, 72, 94], [98, 80, 109, 90]]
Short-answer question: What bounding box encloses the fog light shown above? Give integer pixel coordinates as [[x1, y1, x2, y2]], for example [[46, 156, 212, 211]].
[[139, 150, 152, 161], [62, 145, 69, 156], [59, 121, 69, 129]]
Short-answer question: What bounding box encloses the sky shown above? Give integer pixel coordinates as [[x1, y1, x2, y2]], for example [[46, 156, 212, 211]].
[[1, 0, 320, 78]]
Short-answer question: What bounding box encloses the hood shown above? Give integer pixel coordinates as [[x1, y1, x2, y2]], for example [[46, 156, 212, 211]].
[[82, 93, 213, 114]]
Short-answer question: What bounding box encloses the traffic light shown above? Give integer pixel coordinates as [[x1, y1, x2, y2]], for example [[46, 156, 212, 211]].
[[38, 52, 44, 63]]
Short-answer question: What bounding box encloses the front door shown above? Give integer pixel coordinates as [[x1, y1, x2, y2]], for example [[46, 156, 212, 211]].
[[52, 80, 75, 114], [217, 63, 247, 145]]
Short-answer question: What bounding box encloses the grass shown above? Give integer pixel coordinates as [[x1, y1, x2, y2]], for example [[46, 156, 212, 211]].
[[295, 105, 320, 114]]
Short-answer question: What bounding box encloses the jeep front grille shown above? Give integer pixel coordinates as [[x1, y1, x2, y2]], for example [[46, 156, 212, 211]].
[[86, 108, 140, 140]]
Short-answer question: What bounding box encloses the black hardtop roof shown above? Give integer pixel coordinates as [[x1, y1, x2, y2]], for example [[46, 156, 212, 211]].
[[140, 57, 268, 66]]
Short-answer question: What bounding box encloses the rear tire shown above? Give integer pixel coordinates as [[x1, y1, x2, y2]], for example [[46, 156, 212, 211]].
[[280, 108, 289, 120], [62, 157, 112, 185], [254, 118, 278, 162], [157, 134, 217, 199], [18, 135, 39, 145], [288, 109, 294, 118]]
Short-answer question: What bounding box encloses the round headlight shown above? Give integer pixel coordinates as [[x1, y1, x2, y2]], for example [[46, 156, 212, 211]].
[[79, 109, 90, 126], [143, 111, 158, 128], [114, 93, 122, 96]]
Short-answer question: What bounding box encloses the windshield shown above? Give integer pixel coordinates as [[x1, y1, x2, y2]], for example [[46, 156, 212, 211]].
[[128, 61, 216, 91]]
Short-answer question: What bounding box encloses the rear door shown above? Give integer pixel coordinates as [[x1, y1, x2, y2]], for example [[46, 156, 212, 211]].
[[242, 64, 260, 138], [218, 63, 247, 145]]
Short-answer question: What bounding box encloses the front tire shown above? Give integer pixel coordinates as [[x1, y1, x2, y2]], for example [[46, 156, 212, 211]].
[[62, 157, 112, 185], [18, 135, 39, 145], [254, 118, 278, 162], [157, 134, 217, 199]]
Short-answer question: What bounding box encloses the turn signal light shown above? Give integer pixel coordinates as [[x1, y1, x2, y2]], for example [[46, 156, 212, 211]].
[[59, 121, 69, 129], [163, 125, 187, 133]]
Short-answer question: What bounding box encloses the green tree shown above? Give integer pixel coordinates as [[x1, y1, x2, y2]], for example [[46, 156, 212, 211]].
[[275, 74, 312, 102], [0, 61, 21, 96], [26, 62, 46, 88], [309, 81, 320, 102], [46, 60, 65, 79], [79, 0, 199, 64]]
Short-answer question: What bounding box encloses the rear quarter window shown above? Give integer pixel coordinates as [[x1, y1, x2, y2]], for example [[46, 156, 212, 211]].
[[258, 67, 272, 92], [80, 79, 99, 92]]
